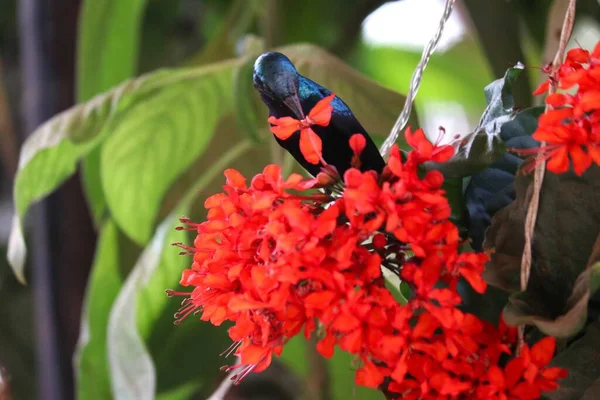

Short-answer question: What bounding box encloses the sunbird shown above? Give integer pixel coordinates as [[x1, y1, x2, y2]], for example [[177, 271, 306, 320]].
[[253, 52, 386, 177]]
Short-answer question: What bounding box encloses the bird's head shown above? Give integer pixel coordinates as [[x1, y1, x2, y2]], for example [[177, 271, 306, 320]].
[[253, 52, 304, 119]]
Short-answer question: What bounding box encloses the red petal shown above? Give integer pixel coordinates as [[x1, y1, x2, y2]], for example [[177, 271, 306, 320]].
[[569, 145, 592, 176], [530, 337, 556, 367], [566, 48, 590, 63], [546, 147, 569, 174], [488, 365, 506, 389], [355, 358, 384, 388], [533, 80, 550, 96], [432, 145, 455, 162], [588, 144, 600, 166], [228, 296, 266, 311], [391, 351, 409, 382], [299, 128, 323, 165], [545, 93, 568, 107], [460, 268, 487, 293], [224, 169, 247, 189], [592, 42, 600, 59], [510, 382, 541, 400], [307, 94, 335, 126], [505, 357, 526, 388], [539, 108, 573, 126], [541, 367, 568, 380], [268, 116, 300, 140], [316, 332, 336, 358], [332, 312, 361, 332], [240, 343, 272, 367], [349, 133, 366, 156], [579, 90, 600, 113]]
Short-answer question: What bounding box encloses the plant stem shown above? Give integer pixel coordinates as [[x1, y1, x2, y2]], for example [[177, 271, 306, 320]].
[[518, 0, 576, 354]]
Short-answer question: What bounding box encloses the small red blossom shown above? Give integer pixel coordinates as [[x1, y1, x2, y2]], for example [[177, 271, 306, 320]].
[[267, 94, 335, 165], [405, 126, 455, 163], [169, 125, 566, 398], [516, 42, 600, 175]]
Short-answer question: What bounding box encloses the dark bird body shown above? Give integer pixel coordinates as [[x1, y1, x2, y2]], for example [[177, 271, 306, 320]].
[[253, 52, 385, 177]]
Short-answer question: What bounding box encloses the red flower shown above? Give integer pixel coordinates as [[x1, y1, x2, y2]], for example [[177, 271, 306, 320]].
[[405, 126, 455, 164], [517, 42, 600, 175], [267, 94, 335, 164], [169, 110, 567, 397]]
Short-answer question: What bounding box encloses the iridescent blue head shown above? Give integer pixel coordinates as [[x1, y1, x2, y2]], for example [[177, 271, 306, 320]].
[[253, 52, 304, 119]]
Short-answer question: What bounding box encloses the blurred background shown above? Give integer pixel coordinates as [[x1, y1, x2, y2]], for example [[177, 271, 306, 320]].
[[0, 0, 599, 399]]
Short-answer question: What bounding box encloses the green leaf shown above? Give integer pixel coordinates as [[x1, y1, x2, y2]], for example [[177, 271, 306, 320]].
[[77, 0, 149, 223], [107, 140, 251, 399], [107, 215, 180, 399], [427, 64, 524, 178], [74, 220, 136, 400], [100, 63, 236, 244], [82, 148, 108, 225], [280, 335, 383, 400], [232, 54, 268, 143], [483, 166, 600, 338], [77, 0, 148, 101], [7, 60, 240, 279]]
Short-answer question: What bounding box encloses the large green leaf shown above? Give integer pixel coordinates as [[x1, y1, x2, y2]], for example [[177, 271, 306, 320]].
[[107, 215, 180, 399], [99, 63, 236, 244], [77, 0, 147, 101], [74, 219, 139, 400], [77, 0, 149, 224], [7, 60, 238, 281], [106, 140, 251, 399]]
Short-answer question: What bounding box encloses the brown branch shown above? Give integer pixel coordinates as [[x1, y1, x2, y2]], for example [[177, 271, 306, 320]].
[[0, 58, 19, 178], [518, 0, 577, 353], [306, 335, 331, 400]]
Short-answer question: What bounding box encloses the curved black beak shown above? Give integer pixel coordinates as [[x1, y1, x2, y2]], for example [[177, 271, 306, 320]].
[[283, 94, 305, 120]]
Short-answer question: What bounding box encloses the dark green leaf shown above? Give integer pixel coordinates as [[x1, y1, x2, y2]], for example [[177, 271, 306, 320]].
[[428, 64, 524, 178], [464, 106, 542, 250], [483, 167, 600, 337]]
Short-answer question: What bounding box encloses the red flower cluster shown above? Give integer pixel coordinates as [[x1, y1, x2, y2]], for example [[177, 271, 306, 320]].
[[169, 102, 566, 398], [522, 42, 600, 175]]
